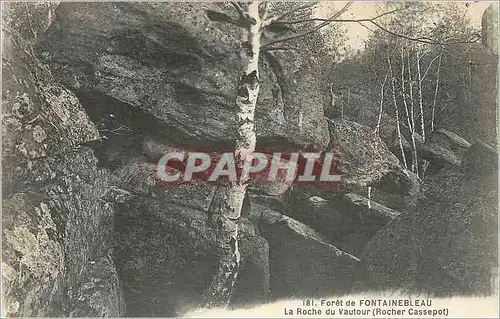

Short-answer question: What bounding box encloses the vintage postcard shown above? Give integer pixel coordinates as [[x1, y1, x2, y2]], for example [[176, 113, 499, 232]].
[[1, 1, 499, 318]]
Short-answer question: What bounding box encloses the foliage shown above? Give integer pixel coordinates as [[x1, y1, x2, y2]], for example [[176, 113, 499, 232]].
[[328, 2, 482, 174]]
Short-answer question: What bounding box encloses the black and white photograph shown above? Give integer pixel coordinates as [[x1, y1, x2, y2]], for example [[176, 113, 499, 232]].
[[1, 1, 499, 317]]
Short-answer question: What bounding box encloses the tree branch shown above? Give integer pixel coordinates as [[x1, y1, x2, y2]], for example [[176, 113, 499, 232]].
[[281, 6, 406, 25], [369, 20, 480, 46], [275, 5, 478, 48], [261, 2, 319, 29], [369, 20, 440, 45], [261, 1, 353, 50]]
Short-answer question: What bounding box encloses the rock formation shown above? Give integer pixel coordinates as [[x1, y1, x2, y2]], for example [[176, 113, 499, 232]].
[[2, 2, 497, 317]]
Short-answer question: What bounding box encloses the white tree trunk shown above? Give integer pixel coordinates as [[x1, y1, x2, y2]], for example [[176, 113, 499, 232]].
[[416, 50, 425, 142], [400, 46, 414, 172], [374, 72, 389, 135], [202, 2, 262, 309], [406, 48, 419, 176], [387, 55, 408, 169], [431, 55, 442, 133]]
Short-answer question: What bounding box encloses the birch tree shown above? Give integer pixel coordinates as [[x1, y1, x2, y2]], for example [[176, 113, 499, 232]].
[[201, 1, 353, 308], [360, 2, 479, 177]]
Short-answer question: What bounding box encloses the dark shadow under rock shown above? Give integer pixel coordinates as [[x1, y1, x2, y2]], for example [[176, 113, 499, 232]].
[[249, 204, 361, 299], [284, 190, 401, 256]]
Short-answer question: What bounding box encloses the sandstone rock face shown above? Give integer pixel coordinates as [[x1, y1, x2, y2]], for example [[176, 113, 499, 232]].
[[68, 256, 126, 317], [249, 193, 287, 213], [328, 119, 420, 196], [38, 2, 330, 152], [2, 9, 125, 316], [111, 153, 293, 212], [361, 186, 420, 215], [109, 160, 272, 315], [2, 29, 98, 177], [112, 161, 217, 211], [284, 191, 353, 239], [2, 2, 59, 42], [113, 197, 269, 316]]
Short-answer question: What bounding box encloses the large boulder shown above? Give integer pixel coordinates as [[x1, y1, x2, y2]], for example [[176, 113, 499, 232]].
[[37, 2, 330, 152], [420, 128, 471, 169], [330, 193, 401, 256], [248, 192, 287, 213], [249, 204, 361, 299], [2, 12, 124, 317], [462, 141, 498, 177], [328, 118, 420, 196], [389, 126, 424, 153], [359, 186, 420, 215], [114, 196, 270, 316], [361, 163, 498, 296]]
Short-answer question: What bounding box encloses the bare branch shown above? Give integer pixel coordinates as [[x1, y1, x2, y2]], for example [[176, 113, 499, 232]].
[[261, 2, 319, 29], [261, 46, 300, 52], [369, 20, 439, 45], [276, 8, 478, 48], [370, 20, 480, 46], [261, 1, 353, 49], [281, 6, 406, 25], [263, 4, 470, 48], [417, 49, 430, 63]]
